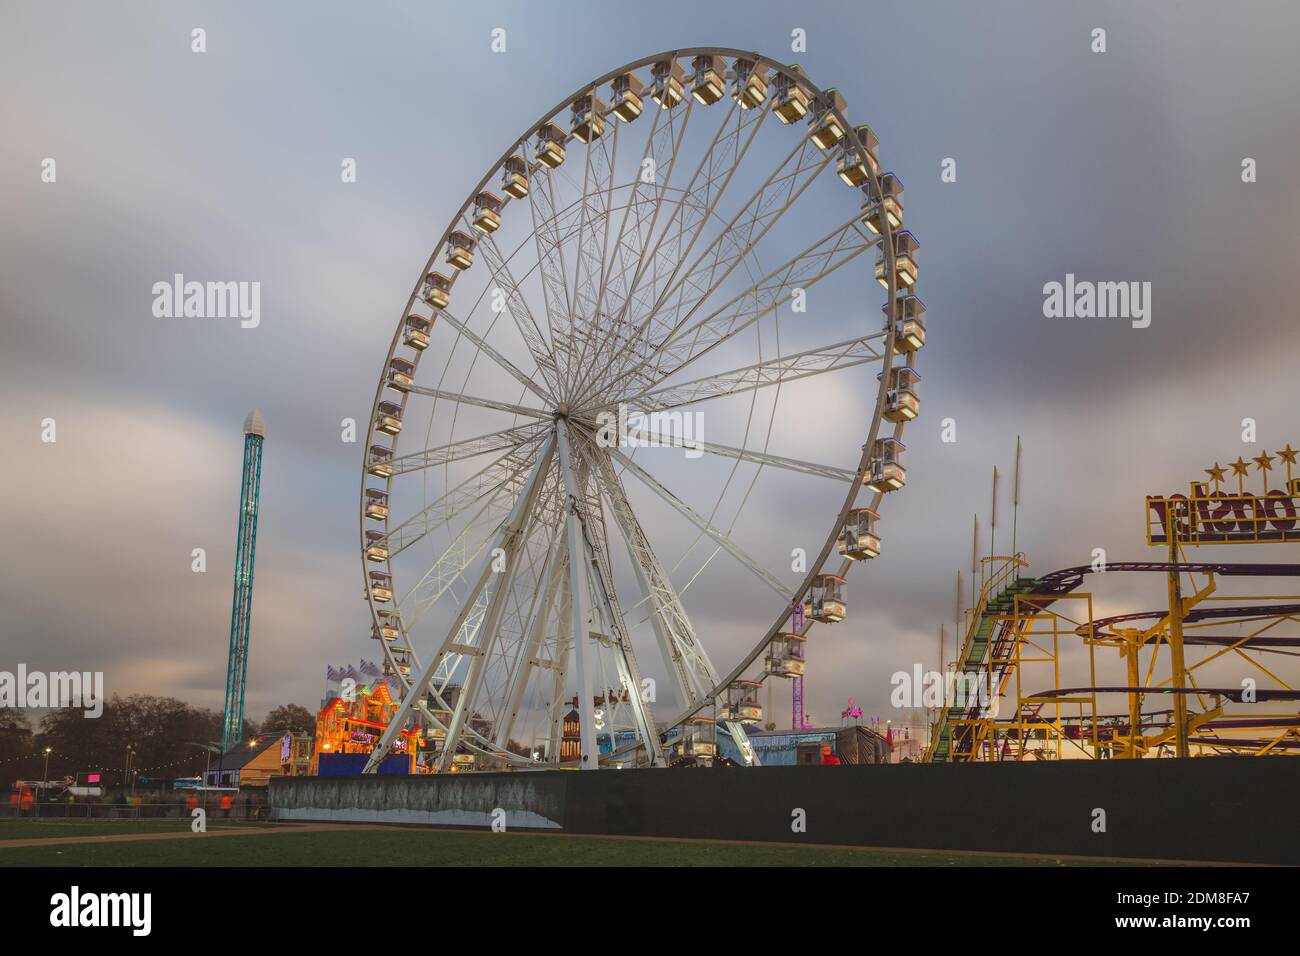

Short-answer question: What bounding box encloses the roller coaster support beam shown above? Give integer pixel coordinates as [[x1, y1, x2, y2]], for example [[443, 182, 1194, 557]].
[[1165, 510, 1190, 758]]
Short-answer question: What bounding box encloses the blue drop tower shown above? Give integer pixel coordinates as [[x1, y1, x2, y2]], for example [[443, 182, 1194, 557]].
[[222, 409, 266, 751]]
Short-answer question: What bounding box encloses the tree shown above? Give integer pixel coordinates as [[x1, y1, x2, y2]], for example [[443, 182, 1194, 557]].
[[0, 710, 34, 789], [38, 695, 223, 785], [261, 703, 314, 736]]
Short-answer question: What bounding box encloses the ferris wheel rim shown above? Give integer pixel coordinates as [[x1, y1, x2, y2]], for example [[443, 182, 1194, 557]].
[[359, 47, 913, 767]]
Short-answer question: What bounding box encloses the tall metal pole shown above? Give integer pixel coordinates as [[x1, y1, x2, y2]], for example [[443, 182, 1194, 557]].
[[1010, 437, 1022, 557], [1164, 508, 1190, 758], [990, 466, 999, 557], [222, 410, 266, 752]]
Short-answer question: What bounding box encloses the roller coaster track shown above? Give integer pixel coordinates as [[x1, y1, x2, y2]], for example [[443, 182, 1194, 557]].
[[924, 561, 1300, 763]]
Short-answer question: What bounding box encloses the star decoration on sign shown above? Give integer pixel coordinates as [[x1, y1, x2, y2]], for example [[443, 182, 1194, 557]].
[[1253, 451, 1275, 472], [1205, 462, 1227, 487], [1230, 456, 1251, 477]]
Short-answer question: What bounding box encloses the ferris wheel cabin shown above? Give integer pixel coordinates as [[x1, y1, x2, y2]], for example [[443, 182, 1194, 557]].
[[837, 125, 879, 187], [403, 314, 431, 351], [501, 155, 529, 198], [689, 55, 726, 105], [861, 172, 904, 235], [422, 271, 451, 310], [446, 230, 476, 271], [387, 356, 416, 392], [882, 365, 921, 423], [808, 88, 847, 151], [368, 569, 393, 603], [364, 529, 389, 563], [806, 573, 847, 623], [374, 401, 403, 437], [536, 122, 567, 168], [611, 73, 644, 122], [867, 436, 906, 492], [887, 295, 927, 352], [765, 632, 807, 678], [839, 507, 881, 561], [676, 715, 717, 766], [732, 58, 768, 109], [772, 66, 810, 123], [364, 487, 389, 521], [649, 59, 686, 109], [373, 609, 401, 642], [471, 191, 503, 234], [366, 443, 394, 479], [724, 679, 764, 723], [571, 93, 607, 143], [876, 230, 919, 290]]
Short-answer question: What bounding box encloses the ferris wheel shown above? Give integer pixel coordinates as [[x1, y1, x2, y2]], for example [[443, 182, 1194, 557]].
[[360, 48, 924, 772]]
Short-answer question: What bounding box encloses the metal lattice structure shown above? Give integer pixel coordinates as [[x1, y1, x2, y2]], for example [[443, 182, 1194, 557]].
[[222, 409, 266, 751], [359, 49, 924, 772]]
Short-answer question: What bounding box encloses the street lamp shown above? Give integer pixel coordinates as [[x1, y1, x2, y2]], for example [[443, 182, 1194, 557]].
[[42, 747, 52, 782]]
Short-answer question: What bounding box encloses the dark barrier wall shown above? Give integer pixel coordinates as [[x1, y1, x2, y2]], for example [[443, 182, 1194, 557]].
[[270, 757, 1300, 864]]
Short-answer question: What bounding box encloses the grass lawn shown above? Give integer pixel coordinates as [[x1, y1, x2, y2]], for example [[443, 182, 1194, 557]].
[[0, 826, 1120, 867], [0, 819, 267, 842]]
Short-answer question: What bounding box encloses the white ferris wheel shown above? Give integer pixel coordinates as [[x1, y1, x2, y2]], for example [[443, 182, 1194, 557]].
[[359, 48, 924, 772]]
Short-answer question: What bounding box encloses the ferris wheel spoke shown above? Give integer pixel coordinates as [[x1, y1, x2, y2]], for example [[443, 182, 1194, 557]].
[[367, 433, 557, 773], [608, 446, 791, 601], [561, 100, 621, 396], [583, 99, 695, 383], [474, 233, 564, 396], [495, 526, 566, 748], [585, 100, 768, 401], [431, 441, 557, 772], [623, 426, 857, 483], [588, 448, 721, 706], [599, 332, 886, 416], [398, 510, 502, 631], [380, 441, 543, 558], [402, 382, 551, 420], [620, 98, 767, 335], [558, 424, 665, 766], [525, 141, 579, 386], [388, 422, 547, 477], [618, 215, 875, 392], [581, 136, 831, 409], [435, 309, 553, 403], [479, 490, 563, 734]]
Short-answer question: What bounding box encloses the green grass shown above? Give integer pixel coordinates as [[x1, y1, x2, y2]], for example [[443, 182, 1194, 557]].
[[0, 826, 1121, 867], [0, 818, 267, 842]]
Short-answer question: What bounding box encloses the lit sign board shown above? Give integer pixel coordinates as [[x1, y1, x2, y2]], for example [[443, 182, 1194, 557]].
[[1147, 449, 1300, 546]]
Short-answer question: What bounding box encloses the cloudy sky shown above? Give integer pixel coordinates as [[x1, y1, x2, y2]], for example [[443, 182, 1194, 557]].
[[2, 1, 1298, 735]]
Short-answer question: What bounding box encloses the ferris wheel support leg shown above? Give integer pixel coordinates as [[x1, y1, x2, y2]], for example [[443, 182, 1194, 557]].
[[595, 455, 709, 706], [722, 720, 760, 767], [496, 533, 566, 749], [547, 580, 573, 765], [557, 422, 601, 769], [435, 443, 558, 773], [364, 432, 557, 774], [575, 515, 667, 768]]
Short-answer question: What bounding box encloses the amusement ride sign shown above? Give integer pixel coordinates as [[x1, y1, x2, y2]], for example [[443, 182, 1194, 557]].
[[1146, 445, 1300, 545]]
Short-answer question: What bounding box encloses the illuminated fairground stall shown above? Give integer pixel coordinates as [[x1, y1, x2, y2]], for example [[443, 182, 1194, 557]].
[[925, 444, 1300, 762], [312, 660, 435, 774]]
